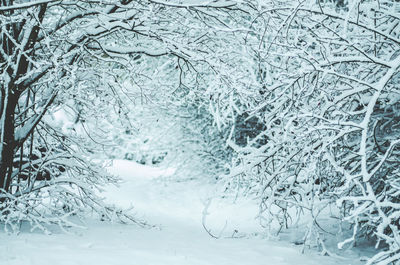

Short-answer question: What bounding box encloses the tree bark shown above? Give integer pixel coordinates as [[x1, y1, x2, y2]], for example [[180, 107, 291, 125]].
[[0, 88, 18, 195]]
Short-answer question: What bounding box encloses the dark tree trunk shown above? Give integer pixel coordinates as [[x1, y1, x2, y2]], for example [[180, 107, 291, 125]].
[[0, 0, 45, 197], [0, 0, 17, 197], [0, 89, 18, 195]]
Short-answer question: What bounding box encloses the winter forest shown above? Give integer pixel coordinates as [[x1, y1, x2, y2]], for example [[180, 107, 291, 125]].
[[0, 0, 399, 264]]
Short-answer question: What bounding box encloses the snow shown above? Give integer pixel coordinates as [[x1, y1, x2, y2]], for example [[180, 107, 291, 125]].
[[1, 160, 364, 265]]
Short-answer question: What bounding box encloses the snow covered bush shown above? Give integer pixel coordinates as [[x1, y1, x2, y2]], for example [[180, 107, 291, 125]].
[[219, 1, 400, 264], [101, 59, 233, 181], [127, 102, 231, 181]]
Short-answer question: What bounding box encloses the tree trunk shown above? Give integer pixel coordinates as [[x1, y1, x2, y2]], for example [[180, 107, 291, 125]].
[[0, 88, 18, 195]]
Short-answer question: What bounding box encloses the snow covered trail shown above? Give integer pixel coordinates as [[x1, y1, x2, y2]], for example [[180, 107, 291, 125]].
[[1, 160, 362, 265]]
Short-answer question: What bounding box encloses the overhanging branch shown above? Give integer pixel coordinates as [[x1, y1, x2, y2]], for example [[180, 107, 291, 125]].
[[0, 0, 61, 12]]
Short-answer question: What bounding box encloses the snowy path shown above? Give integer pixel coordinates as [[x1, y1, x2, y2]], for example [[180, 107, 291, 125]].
[[1, 160, 362, 265]]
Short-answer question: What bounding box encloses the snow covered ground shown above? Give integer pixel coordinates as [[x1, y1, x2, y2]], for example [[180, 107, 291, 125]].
[[1, 160, 367, 265]]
